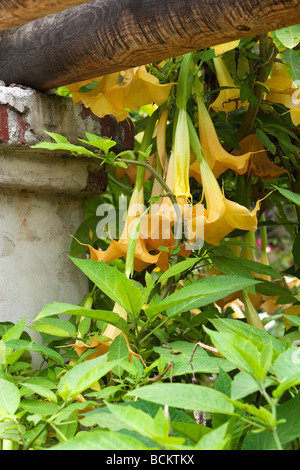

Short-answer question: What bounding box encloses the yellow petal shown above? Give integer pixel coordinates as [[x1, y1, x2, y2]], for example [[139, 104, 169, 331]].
[[210, 56, 242, 114], [188, 158, 260, 245], [212, 40, 240, 56], [197, 93, 252, 177]]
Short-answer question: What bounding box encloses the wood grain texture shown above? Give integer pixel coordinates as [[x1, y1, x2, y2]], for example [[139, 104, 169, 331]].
[[1, 0, 300, 90], [0, 0, 96, 31]]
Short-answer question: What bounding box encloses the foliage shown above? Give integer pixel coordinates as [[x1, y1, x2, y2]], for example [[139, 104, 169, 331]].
[[2, 25, 300, 450]]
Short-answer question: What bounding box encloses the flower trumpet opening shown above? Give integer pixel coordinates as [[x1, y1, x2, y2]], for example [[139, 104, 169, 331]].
[[209, 56, 242, 114], [67, 66, 174, 122], [195, 82, 253, 177], [187, 157, 261, 246]]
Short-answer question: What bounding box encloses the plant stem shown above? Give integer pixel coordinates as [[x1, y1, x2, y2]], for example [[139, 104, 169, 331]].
[[259, 384, 283, 450], [236, 34, 275, 141], [2, 439, 14, 450], [118, 158, 182, 254]]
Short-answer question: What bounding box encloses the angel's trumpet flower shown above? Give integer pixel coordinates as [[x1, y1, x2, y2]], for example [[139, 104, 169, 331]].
[[210, 55, 242, 114], [266, 62, 300, 127], [194, 79, 253, 177], [67, 66, 174, 122], [187, 156, 261, 246]]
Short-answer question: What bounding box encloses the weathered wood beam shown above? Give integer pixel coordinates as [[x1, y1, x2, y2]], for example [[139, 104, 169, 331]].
[[0, 0, 96, 31], [1, 0, 300, 91]]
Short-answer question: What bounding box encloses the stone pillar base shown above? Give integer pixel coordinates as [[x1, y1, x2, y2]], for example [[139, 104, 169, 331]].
[[0, 83, 133, 332]]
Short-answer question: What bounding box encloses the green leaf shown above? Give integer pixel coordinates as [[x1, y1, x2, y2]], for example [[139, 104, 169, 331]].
[[57, 354, 122, 401], [29, 317, 76, 338], [272, 372, 300, 398], [70, 216, 101, 257], [196, 422, 230, 450], [127, 383, 235, 415], [70, 258, 144, 316], [274, 25, 300, 49], [205, 328, 268, 380], [107, 334, 129, 377], [20, 399, 59, 416], [20, 383, 57, 403], [256, 128, 276, 154], [1, 317, 26, 342], [154, 341, 235, 376], [0, 378, 20, 415], [293, 231, 300, 266], [145, 275, 260, 318], [243, 391, 300, 449], [44, 131, 70, 143], [211, 250, 280, 279], [50, 430, 149, 450], [231, 371, 274, 400], [106, 403, 175, 443], [34, 302, 128, 332], [209, 318, 284, 354], [78, 132, 116, 154], [4, 339, 64, 366], [282, 48, 300, 86], [273, 185, 300, 206], [158, 257, 201, 283], [256, 279, 298, 304]]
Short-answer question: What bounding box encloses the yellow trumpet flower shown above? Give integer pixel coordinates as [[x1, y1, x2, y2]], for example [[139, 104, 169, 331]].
[[76, 185, 160, 272], [210, 55, 242, 114], [172, 108, 192, 205], [67, 66, 174, 122], [266, 62, 300, 127], [195, 82, 253, 177], [187, 157, 261, 246]]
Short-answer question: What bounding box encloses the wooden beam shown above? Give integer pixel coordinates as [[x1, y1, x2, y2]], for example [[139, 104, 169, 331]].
[[0, 0, 96, 31], [1, 0, 300, 91]]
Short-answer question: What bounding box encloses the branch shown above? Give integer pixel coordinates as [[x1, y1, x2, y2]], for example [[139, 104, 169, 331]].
[[1, 0, 300, 90]]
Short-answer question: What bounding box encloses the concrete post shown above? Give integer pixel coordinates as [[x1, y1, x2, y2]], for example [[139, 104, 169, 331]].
[[0, 83, 133, 329]]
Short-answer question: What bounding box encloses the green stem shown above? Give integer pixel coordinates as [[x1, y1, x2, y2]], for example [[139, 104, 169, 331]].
[[2, 439, 14, 450], [135, 109, 159, 190], [259, 213, 269, 266], [236, 34, 275, 141], [259, 384, 283, 450], [118, 158, 182, 249]]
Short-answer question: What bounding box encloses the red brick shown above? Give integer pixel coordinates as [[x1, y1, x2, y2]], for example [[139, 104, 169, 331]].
[[0, 104, 9, 142]]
